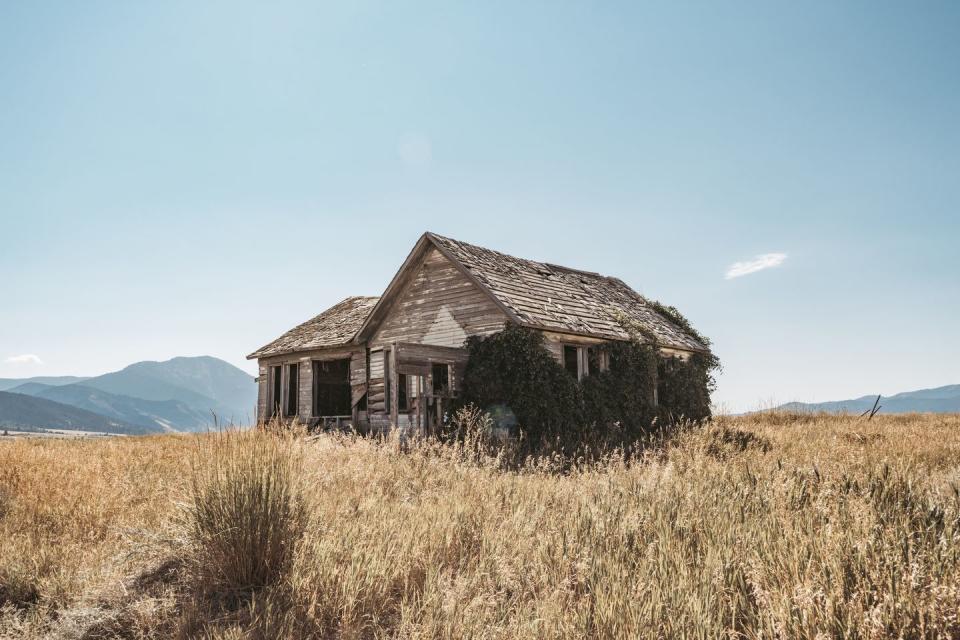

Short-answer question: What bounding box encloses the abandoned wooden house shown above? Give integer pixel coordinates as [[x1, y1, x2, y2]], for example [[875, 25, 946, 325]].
[[247, 232, 707, 432]]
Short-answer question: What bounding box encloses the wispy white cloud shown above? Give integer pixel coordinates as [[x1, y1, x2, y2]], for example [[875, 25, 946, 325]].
[[5, 354, 44, 365], [725, 253, 787, 279]]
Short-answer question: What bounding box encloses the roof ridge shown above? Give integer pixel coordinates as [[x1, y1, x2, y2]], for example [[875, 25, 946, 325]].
[[430, 232, 610, 279]]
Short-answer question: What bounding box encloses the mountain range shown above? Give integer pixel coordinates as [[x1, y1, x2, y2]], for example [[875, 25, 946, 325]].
[[0, 356, 256, 434], [779, 385, 960, 415], [0, 390, 150, 435], [0, 376, 89, 391]]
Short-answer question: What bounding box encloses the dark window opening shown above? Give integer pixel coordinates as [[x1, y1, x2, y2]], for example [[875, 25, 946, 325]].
[[356, 392, 367, 411], [432, 363, 449, 394], [563, 346, 579, 378], [312, 359, 351, 416], [587, 347, 608, 374], [398, 374, 408, 411], [656, 358, 671, 407], [271, 365, 282, 417], [286, 363, 299, 417]]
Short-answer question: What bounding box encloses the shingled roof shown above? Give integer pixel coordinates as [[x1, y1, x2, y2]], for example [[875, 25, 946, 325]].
[[247, 296, 379, 359], [249, 234, 708, 360], [425, 233, 708, 352]]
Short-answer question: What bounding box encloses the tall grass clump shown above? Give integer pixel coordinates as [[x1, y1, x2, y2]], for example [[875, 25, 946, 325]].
[[188, 429, 307, 604]]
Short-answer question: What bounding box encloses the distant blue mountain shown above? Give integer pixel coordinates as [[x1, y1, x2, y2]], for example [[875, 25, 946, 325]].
[[779, 385, 960, 414], [12, 383, 212, 432], [6, 382, 57, 396], [0, 376, 88, 392], [78, 356, 256, 427], [0, 390, 146, 434], [3, 356, 256, 432]]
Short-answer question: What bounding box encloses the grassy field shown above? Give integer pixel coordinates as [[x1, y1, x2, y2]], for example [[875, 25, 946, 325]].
[[1, 412, 959, 639]]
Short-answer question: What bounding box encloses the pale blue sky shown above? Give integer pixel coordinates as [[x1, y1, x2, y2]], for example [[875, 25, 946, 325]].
[[1, 1, 958, 411]]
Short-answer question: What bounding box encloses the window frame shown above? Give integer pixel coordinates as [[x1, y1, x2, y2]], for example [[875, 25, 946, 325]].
[[431, 362, 450, 395], [285, 362, 299, 417], [563, 345, 580, 379], [563, 344, 597, 381], [311, 358, 352, 418], [587, 346, 609, 374], [270, 365, 282, 418]]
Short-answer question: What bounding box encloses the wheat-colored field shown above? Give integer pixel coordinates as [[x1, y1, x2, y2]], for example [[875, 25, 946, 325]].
[[1, 412, 959, 639]]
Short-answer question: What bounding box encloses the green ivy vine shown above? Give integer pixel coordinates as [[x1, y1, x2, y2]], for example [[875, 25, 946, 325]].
[[457, 322, 720, 454]]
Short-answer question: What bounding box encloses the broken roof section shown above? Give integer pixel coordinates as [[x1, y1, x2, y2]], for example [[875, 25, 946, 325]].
[[424, 233, 708, 352], [247, 296, 379, 359]]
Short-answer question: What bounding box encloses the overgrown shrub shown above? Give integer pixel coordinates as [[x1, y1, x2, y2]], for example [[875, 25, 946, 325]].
[[458, 326, 584, 449], [459, 323, 718, 453], [188, 430, 307, 608], [581, 340, 660, 438], [657, 352, 714, 422]]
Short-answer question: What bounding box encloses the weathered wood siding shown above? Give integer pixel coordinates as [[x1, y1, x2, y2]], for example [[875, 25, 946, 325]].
[[350, 350, 366, 386], [370, 247, 507, 349], [350, 349, 368, 412], [297, 355, 312, 422], [255, 345, 365, 421], [257, 364, 268, 422], [367, 349, 385, 414]]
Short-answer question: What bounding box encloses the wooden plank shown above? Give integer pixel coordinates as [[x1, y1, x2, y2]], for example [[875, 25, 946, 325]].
[[350, 349, 367, 386], [256, 365, 268, 423], [396, 342, 470, 359], [416, 375, 422, 431], [298, 356, 313, 421], [389, 343, 399, 428], [398, 363, 431, 376], [257, 346, 360, 367], [351, 383, 367, 407], [369, 350, 384, 379]]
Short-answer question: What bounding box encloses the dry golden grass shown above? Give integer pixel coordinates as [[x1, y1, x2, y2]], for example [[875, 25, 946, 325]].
[[1, 412, 959, 639]]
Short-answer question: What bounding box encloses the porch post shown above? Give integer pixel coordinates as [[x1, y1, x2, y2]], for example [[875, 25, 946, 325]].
[[389, 342, 399, 428], [416, 376, 423, 431]]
